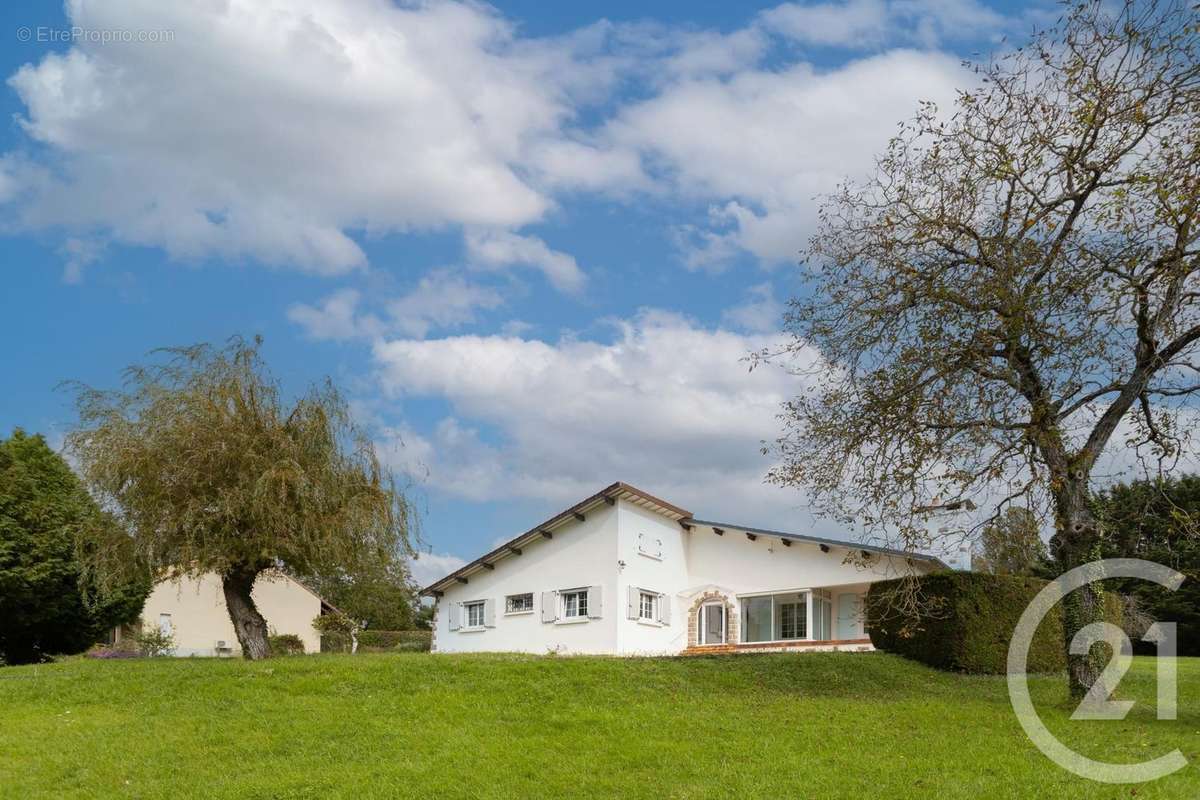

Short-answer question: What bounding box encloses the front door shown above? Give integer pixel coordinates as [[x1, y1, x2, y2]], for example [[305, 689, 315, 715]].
[[836, 593, 862, 640], [699, 603, 725, 645]]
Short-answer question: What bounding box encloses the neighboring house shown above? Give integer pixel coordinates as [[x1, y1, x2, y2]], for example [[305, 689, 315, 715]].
[[422, 482, 948, 656], [112, 570, 334, 657]]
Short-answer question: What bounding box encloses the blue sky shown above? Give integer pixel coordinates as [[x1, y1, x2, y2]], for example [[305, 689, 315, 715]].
[[0, 0, 1046, 583]]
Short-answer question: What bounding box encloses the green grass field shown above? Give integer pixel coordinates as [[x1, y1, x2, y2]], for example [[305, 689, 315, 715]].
[[0, 652, 1196, 799]]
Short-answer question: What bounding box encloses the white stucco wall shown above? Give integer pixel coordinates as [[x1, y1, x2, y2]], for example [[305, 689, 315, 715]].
[[614, 501, 691, 655], [684, 524, 924, 598], [140, 571, 322, 657], [433, 501, 620, 654]]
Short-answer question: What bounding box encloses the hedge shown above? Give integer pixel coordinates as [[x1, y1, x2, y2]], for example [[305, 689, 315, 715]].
[[268, 633, 306, 656], [866, 571, 1124, 674], [321, 629, 432, 653]]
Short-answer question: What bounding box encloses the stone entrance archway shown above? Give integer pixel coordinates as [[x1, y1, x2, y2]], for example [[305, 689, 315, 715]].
[[686, 590, 738, 648]]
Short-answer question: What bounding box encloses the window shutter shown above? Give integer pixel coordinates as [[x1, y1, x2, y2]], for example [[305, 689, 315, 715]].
[[587, 585, 603, 619], [448, 602, 461, 631], [483, 598, 496, 628], [657, 594, 671, 625], [541, 591, 557, 623], [626, 586, 639, 620]]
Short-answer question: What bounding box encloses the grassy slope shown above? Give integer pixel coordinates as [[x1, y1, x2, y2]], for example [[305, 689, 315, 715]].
[[0, 653, 1196, 799]]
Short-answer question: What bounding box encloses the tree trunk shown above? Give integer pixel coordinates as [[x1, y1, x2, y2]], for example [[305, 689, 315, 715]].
[[1054, 477, 1106, 699], [1062, 580, 1106, 698], [222, 565, 271, 660]]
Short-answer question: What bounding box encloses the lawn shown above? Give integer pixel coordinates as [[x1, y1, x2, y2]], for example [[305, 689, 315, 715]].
[[0, 652, 1196, 799]]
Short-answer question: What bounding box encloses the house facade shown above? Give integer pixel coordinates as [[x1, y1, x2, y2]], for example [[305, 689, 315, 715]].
[[422, 482, 946, 656], [114, 570, 331, 657]]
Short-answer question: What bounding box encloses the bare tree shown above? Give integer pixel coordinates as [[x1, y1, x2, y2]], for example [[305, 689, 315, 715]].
[[765, 0, 1200, 697], [66, 337, 415, 659]]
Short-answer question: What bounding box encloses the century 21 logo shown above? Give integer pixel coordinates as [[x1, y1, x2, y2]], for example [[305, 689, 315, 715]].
[[1007, 559, 1186, 784]]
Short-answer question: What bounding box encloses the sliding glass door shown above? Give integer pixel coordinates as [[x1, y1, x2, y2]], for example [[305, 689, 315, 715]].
[[810, 590, 832, 641], [741, 592, 810, 644], [742, 596, 772, 643]]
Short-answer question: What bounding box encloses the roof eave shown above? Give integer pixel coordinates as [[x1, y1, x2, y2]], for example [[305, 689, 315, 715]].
[[685, 518, 951, 570]]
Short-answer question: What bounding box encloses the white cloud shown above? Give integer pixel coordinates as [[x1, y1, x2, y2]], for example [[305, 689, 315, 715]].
[[58, 237, 106, 284], [4, 0, 614, 277], [387, 272, 506, 338], [289, 271, 504, 341], [605, 48, 970, 267], [407, 551, 467, 587], [760, 0, 894, 48], [722, 283, 785, 333], [288, 289, 382, 342], [760, 0, 1007, 49], [371, 308, 825, 527], [2, 0, 1006, 282], [465, 230, 587, 293]]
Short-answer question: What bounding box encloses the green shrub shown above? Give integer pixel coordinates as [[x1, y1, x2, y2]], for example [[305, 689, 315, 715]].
[[357, 630, 432, 652], [135, 627, 176, 658], [866, 572, 1124, 674], [320, 629, 432, 653], [320, 631, 353, 653], [268, 633, 306, 656]]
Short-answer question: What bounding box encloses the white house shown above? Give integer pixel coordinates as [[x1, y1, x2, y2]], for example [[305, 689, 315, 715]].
[[421, 482, 947, 656]]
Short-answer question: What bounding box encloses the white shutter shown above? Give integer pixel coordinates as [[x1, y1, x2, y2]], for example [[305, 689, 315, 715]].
[[448, 602, 461, 631], [657, 594, 671, 625], [627, 586, 639, 620], [587, 585, 603, 619], [541, 591, 557, 623], [483, 598, 496, 628]]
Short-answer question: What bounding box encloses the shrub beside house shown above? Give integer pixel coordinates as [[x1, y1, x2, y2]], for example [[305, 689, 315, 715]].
[[866, 571, 1124, 674]]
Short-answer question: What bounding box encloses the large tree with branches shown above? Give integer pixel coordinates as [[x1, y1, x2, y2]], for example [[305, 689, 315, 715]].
[[767, 0, 1199, 697], [67, 337, 415, 660]]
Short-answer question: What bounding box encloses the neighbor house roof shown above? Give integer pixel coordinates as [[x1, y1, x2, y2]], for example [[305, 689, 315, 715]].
[[419, 481, 948, 595], [284, 572, 344, 617]]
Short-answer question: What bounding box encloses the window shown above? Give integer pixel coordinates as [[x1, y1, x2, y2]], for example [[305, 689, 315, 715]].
[[505, 593, 534, 614], [639, 591, 658, 621], [561, 589, 588, 619], [465, 601, 485, 628]]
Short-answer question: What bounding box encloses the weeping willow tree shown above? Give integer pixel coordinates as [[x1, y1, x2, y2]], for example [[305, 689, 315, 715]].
[[66, 337, 415, 659], [766, 0, 1200, 697]]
